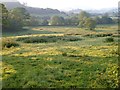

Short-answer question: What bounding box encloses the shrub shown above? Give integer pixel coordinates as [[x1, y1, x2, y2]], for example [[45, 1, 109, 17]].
[[16, 36, 82, 43], [105, 37, 114, 42], [96, 33, 113, 37], [63, 36, 82, 41], [2, 39, 19, 48], [83, 33, 113, 38], [62, 52, 67, 56], [16, 37, 30, 41]]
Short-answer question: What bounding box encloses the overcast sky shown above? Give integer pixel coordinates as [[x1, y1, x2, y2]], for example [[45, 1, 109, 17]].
[[0, 0, 119, 10]]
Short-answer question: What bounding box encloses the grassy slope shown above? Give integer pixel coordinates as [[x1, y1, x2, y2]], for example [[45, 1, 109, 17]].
[[1, 25, 119, 88]]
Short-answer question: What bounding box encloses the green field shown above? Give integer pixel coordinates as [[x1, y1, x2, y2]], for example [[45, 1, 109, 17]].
[[1, 25, 119, 88]]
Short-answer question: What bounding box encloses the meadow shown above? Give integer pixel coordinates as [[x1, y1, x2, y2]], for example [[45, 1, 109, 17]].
[[1, 25, 119, 88]]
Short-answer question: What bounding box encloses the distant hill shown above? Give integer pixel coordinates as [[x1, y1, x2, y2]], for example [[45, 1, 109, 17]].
[[2, 2, 25, 9], [1, 2, 67, 17], [86, 8, 118, 14], [68, 8, 118, 15], [68, 9, 82, 14], [66, 8, 118, 17]]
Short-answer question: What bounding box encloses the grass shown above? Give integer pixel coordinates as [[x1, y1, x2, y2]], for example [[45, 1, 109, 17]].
[[1, 24, 119, 88]]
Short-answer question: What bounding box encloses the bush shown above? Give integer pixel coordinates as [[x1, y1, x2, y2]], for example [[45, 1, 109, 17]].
[[2, 39, 19, 48], [96, 33, 113, 37], [105, 37, 114, 42], [83, 33, 113, 38], [16, 36, 82, 43], [62, 52, 67, 56]]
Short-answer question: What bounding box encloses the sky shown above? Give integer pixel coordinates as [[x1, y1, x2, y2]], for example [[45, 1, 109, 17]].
[[0, 0, 119, 11]]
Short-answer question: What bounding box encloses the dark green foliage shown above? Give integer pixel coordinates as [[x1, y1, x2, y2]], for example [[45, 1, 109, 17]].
[[105, 37, 114, 42], [0, 4, 9, 30], [10, 7, 30, 20], [2, 39, 19, 48], [8, 17, 22, 31], [84, 33, 113, 38], [94, 16, 101, 24], [100, 15, 113, 24], [94, 15, 114, 25], [2, 6, 30, 32], [26, 16, 39, 26], [9, 7, 30, 26], [62, 52, 67, 56], [96, 33, 113, 37], [16, 36, 82, 43], [40, 19, 49, 26]]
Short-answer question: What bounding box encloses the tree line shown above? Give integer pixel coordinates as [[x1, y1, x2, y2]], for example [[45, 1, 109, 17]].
[[1, 3, 117, 32]]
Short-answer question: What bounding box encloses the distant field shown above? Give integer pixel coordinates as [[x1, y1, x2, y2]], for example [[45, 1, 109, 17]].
[[1, 24, 119, 88]]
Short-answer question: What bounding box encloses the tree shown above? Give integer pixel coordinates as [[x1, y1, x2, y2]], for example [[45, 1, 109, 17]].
[[50, 16, 65, 26], [84, 18, 96, 30], [64, 18, 71, 26], [100, 15, 113, 24], [6, 7, 30, 31], [27, 16, 39, 26], [78, 11, 96, 30], [78, 20, 86, 28], [94, 16, 101, 24], [64, 17, 79, 26], [78, 11, 90, 28], [79, 11, 90, 21], [94, 14, 114, 25], [0, 4, 9, 31], [41, 19, 48, 26], [71, 16, 79, 26]]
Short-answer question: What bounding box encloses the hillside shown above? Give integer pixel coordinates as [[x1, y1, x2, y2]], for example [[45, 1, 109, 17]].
[[2, 2, 25, 9], [2, 2, 67, 17]]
